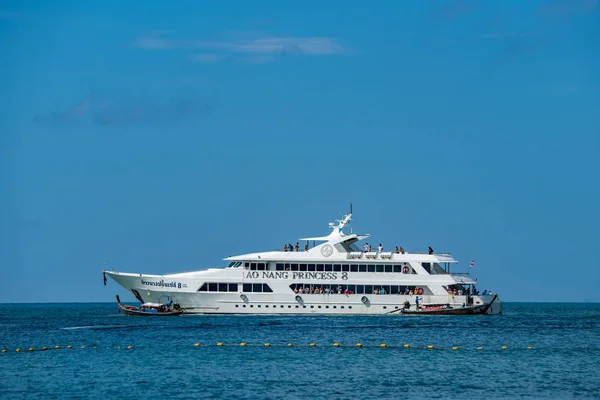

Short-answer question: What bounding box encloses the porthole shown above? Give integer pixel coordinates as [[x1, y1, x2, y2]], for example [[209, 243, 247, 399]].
[[383, 306, 387, 309], [395, 306, 399, 309], [250, 305, 254, 308], [341, 306, 345, 309], [243, 305, 246, 307], [288, 305, 292, 308], [281, 305, 284, 308], [235, 305, 239, 308], [318, 305, 322, 309], [333, 306, 337, 309], [325, 306, 329, 309], [265, 305, 269, 308], [257, 305, 261, 308], [296, 305, 299, 308], [303, 306, 306, 308], [348, 306, 352, 309], [310, 305, 314, 309]]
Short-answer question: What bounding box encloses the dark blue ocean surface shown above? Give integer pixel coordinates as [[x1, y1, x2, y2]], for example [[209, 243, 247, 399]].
[[1, 303, 599, 399]]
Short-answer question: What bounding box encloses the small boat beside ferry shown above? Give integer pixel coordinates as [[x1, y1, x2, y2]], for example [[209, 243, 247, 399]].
[[104, 208, 502, 315], [116, 295, 184, 316]]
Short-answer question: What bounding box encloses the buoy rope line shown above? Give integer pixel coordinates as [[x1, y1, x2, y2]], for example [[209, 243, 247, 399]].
[[1, 343, 533, 353]]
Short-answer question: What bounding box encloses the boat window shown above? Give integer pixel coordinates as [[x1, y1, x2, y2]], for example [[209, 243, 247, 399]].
[[252, 283, 263, 293], [308, 264, 315, 271], [227, 261, 236, 268], [219, 283, 228, 292], [325, 264, 333, 272], [376, 265, 384, 273], [198, 283, 208, 292], [229, 283, 238, 292], [393, 265, 401, 273], [291, 264, 299, 271], [208, 283, 218, 292], [257, 263, 266, 271], [285, 263, 290, 270], [347, 285, 356, 293], [391, 285, 399, 294], [243, 283, 252, 292], [381, 285, 390, 294], [422, 263, 431, 273], [342, 264, 350, 272], [316, 264, 324, 271], [351, 265, 359, 272], [359, 265, 367, 272], [300, 264, 307, 271], [368, 265, 376, 273], [356, 285, 364, 294], [364, 285, 373, 294], [262, 284, 273, 293], [385, 265, 393, 273], [244, 262, 250, 269], [276, 263, 284, 271], [250, 263, 257, 270]]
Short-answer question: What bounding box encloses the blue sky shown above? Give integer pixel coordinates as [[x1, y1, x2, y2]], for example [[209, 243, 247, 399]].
[[1, 0, 599, 303]]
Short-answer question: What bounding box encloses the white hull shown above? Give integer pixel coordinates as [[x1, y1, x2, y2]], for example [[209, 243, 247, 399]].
[[105, 271, 502, 315]]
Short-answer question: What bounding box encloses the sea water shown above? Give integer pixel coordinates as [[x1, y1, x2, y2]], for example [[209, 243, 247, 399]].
[[0, 303, 598, 399]]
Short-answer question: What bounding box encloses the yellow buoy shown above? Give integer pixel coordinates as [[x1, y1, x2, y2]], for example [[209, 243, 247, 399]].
[[287, 343, 293, 347], [16, 348, 21, 352], [217, 342, 223, 347], [81, 346, 86, 349], [477, 346, 483, 350], [240, 342, 246, 347], [526, 346, 533, 349], [356, 343, 363, 348], [333, 343, 340, 347], [127, 346, 133, 349], [2, 349, 7, 353], [501, 345, 508, 349], [309, 343, 316, 347], [67, 345, 72, 349], [452, 346, 459, 350], [55, 346, 60, 349], [194, 343, 200, 347], [427, 345, 434, 349], [403, 344, 410, 348], [380, 343, 387, 348], [42, 347, 48, 351], [264, 343, 271, 347], [29, 348, 35, 352]]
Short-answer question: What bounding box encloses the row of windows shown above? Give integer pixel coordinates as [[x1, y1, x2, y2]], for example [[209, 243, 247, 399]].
[[242, 262, 415, 273], [290, 284, 422, 295], [197, 283, 273, 293], [233, 304, 403, 310], [234, 304, 354, 309]]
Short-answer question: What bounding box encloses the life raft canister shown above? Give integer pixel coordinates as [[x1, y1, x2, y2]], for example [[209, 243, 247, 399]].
[[295, 295, 302, 303], [417, 287, 424, 295], [402, 265, 410, 274], [361, 296, 369, 304]]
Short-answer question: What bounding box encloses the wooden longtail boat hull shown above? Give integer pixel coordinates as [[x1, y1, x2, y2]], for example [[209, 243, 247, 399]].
[[401, 295, 497, 315]]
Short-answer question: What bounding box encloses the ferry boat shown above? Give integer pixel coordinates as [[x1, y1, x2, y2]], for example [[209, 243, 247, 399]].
[[103, 210, 502, 315]]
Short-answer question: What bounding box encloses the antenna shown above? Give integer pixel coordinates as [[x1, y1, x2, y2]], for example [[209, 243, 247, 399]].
[[350, 202, 353, 215]]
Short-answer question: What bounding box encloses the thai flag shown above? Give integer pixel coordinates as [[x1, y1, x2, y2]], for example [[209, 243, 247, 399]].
[[469, 260, 475, 269]]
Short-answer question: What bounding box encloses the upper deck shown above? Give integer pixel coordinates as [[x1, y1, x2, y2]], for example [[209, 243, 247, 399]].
[[224, 212, 458, 265]]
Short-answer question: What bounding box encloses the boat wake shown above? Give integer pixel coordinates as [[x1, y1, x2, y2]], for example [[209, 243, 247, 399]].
[[61, 324, 130, 331]]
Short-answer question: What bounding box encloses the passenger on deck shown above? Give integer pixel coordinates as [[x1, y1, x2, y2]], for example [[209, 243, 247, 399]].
[[380, 288, 386, 295], [294, 242, 299, 252], [304, 244, 309, 251], [368, 244, 372, 252], [284, 244, 288, 252], [362, 243, 369, 252], [378, 244, 383, 253], [400, 246, 405, 254], [395, 246, 400, 254], [428, 246, 434, 255]]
